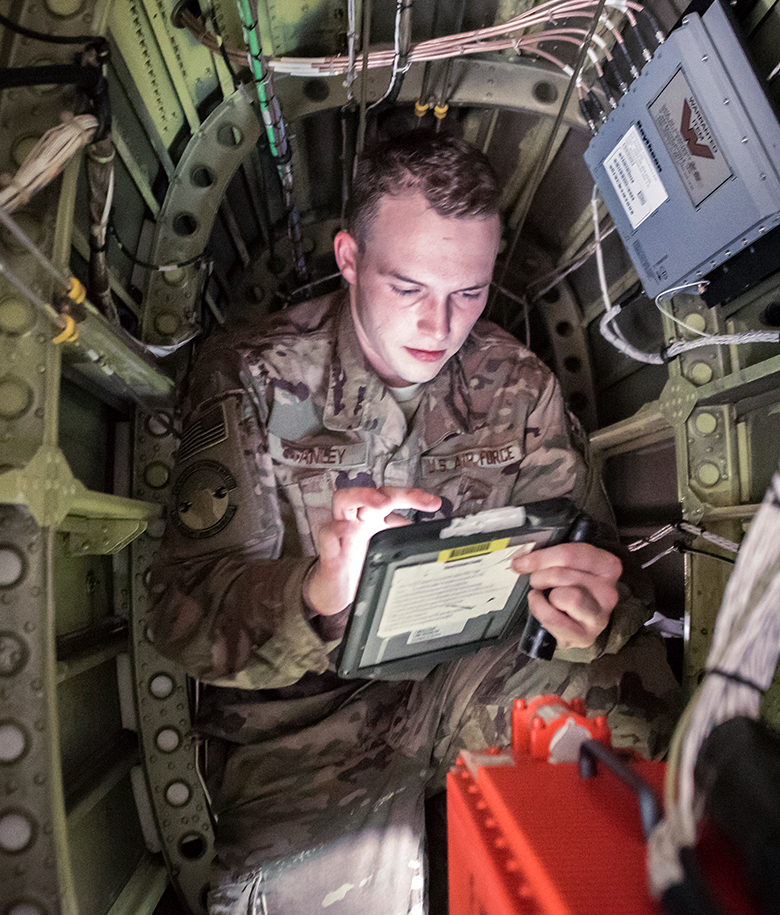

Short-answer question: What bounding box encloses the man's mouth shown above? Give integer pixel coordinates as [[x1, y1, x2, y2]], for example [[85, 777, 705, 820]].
[[406, 347, 446, 363]]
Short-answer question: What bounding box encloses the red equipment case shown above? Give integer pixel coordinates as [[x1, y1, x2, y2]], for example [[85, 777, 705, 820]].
[[447, 741, 666, 915]]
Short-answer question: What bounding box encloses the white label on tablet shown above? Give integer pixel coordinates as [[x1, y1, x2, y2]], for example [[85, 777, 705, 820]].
[[377, 542, 534, 640]]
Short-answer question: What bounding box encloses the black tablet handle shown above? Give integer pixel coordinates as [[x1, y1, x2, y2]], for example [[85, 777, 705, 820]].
[[518, 512, 599, 660]]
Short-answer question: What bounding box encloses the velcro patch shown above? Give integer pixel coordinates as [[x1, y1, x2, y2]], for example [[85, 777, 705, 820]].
[[269, 435, 367, 469], [179, 402, 229, 463], [172, 460, 237, 538], [421, 443, 521, 475]]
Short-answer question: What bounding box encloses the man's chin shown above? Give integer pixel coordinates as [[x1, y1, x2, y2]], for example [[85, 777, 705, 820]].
[[396, 353, 450, 384], [397, 366, 443, 386]]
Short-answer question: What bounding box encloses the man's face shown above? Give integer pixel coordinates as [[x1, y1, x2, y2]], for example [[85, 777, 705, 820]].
[[334, 191, 501, 387]]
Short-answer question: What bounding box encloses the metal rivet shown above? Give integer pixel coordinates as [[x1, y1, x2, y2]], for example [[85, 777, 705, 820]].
[[0, 547, 26, 588], [0, 632, 28, 676], [0, 299, 36, 336], [144, 462, 171, 489], [0, 377, 34, 419]]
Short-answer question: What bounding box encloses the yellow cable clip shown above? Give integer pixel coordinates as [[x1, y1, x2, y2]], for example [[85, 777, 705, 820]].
[[433, 102, 449, 120], [52, 314, 78, 344], [67, 276, 87, 305], [414, 99, 429, 118]]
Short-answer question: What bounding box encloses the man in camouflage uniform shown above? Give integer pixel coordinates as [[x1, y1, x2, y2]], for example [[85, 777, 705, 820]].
[[150, 131, 681, 914]]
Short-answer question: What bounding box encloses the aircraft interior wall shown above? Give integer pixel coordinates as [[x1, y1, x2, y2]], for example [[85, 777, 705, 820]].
[[2, 0, 780, 913]]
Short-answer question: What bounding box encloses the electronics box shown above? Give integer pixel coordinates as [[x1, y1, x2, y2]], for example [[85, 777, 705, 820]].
[[584, 1, 780, 300]]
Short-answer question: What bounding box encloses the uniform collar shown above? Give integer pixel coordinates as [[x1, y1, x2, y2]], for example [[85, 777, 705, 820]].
[[324, 294, 476, 449]]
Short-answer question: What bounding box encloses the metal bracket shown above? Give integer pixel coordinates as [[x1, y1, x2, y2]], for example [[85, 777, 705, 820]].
[[0, 444, 163, 549], [659, 375, 699, 427], [59, 516, 150, 555], [0, 445, 82, 528]]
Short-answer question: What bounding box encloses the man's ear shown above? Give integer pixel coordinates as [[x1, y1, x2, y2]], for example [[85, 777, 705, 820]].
[[334, 231, 358, 285]]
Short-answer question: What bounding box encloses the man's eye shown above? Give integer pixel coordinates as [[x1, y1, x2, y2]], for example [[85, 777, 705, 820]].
[[459, 290, 483, 301], [392, 286, 418, 297]]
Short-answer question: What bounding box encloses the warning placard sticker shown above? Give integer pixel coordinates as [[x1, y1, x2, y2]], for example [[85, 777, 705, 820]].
[[649, 68, 732, 207], [604, 125, 669, 230]]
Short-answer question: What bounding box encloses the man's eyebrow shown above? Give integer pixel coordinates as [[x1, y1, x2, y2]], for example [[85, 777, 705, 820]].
[[387, 270, 491, 291], [387, 271, 422, 285]]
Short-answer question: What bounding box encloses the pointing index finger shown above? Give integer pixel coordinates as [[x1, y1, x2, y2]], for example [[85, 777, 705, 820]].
[[333, 486, 440, 521]]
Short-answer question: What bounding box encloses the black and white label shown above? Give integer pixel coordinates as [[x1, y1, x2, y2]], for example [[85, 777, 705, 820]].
[[604, 125, 669, 230]]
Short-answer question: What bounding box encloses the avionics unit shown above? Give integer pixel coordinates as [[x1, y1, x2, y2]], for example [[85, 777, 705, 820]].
[[584, 0, 780, 300]]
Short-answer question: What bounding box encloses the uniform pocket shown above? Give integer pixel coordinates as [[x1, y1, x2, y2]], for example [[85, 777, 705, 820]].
[[419, 441, 524, 516]]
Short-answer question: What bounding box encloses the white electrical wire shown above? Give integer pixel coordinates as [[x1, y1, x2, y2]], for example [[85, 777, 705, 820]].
[[592, 185, 660, 360], [591, 186, 780, 363], [648, 467, 780, 899], [653, 284, 709, 337], [0, 113, 98, 212], [367, 0, 412, 110], [180, 0, 650, 81], [344, 0, 358, 100]]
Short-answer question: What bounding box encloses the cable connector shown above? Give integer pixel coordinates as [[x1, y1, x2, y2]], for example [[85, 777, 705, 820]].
[[433, 102, 448, 120], [414, 99, 429, 118]]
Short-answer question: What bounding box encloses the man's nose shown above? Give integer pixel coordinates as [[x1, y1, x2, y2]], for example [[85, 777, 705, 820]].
[[417, 295, 449, 340]]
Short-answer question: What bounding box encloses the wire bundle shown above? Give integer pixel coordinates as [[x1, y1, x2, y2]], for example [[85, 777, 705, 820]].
[[648, 467, 780, 901], [0, 113, 98, 212], [178, 0, 652, 83], [590, 186, 780, 364]]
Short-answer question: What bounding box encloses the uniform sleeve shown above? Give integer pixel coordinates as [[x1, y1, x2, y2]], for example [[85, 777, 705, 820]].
[[509, 370, 653, 662], [147, 338, 335, 689]]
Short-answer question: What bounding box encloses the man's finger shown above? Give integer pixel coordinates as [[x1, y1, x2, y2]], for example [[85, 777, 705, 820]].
[[512, 542, 622, 580], [527, 588, 609, 648], [334, 486, 440, 521], [524, 567, 619, 613], [333, 487, 395, 521]]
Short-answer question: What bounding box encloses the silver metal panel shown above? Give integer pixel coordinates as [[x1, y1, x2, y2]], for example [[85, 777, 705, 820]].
[[585, 2, 780, 298]]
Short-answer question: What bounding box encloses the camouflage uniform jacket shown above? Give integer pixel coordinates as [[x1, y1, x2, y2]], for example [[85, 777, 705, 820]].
[[149, 290, 649, 691]]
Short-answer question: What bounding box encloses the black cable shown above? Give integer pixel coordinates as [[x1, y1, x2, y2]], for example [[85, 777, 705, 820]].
[[706, 668, 763, 691], [586, 88, 606, 122], [603, 55, 630, 95], [0, 10, 98, 45], [678, 545, 735, 566], [208, 7, 240, 89], [596, 73, 618, 110], [0, 62, 102, 91], [637, 6, 665, 47], [108, 219, 206, 271], [579, 95, 599, 133]]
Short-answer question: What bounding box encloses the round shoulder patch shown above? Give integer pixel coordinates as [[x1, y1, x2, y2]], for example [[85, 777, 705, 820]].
[[172, 460, 238, 539]]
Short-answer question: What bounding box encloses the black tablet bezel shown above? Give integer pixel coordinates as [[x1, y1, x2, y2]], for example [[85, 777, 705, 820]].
[[336, 498, 583, 680]]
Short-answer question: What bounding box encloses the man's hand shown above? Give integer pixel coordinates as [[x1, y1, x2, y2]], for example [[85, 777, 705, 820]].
[[303, 486, 442, 616], [511, 543, 622, 650]]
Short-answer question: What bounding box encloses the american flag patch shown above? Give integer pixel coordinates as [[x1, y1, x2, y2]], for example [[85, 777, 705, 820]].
[[179, 402, 228, 462]]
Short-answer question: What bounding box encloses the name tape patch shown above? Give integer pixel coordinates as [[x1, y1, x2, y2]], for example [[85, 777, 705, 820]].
[[269, 435, 367, 469]]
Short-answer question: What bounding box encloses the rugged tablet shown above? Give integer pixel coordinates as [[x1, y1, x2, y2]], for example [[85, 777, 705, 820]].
[[336, 497, 586, 679]]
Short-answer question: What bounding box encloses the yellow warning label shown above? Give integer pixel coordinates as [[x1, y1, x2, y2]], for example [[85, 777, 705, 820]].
[[438, 538, 510, 562]]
